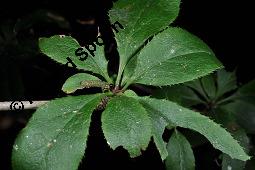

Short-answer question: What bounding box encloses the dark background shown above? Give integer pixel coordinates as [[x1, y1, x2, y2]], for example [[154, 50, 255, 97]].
[[0, 0, 254, 169]]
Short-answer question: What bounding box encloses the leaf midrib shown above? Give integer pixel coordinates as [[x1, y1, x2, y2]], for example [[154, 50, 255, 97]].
[[133, 51, 213, 82], [43, 97, 98, 169], [122, 0, 153, 61], [121, 0, 177, 63], [46, 36, 107, 78], [175, 132, 184, 170]]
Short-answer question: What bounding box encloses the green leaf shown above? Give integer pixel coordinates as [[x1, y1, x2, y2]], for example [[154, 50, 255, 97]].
[[142, 101, 168, 160], [165, 130, 195, 170], [138, 97, 250, 161], [126, 27, 223, 87], [213, 107, 238, 130], [12, 94, 104, 170], [239, 80, 255, 96], [39, 35, 111, 83], [223, 100, 255, 133], [186, 79, 209, 101], [109, 0, 180, 69], [123, 89, 138, 98], [101, 95, 152, 157], [62, 73, 102, 94], [152, 86, 205, 107], [237, 79, 255, 102], [181, 129, 208, 148], [122, 54, 138, 85], [201, 74, 217, 100], [216, 69, 237, 98], [222, 129, 249, 170]]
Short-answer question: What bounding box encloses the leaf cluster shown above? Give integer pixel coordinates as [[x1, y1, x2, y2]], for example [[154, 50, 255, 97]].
[[12, 1, 250, 170]]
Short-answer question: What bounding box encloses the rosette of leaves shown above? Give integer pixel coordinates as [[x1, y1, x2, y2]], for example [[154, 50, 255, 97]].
[[153, 69, 255, 169], [12, 0, 250, 170]]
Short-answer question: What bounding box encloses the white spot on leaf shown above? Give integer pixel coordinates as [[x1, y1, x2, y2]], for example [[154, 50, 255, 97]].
[[47, 142, 53, 148], [14, 144, 19, 151]]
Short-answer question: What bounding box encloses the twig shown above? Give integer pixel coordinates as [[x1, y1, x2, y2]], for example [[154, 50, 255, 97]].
[[0, 101, 48, 111]]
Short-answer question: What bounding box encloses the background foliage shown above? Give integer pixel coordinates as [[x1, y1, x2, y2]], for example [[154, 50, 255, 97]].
[[0, 0, 254, 170]]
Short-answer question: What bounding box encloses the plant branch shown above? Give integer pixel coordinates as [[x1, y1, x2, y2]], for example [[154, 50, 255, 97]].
[[0, 101, 48, 111], [115, 64, 125, 87], [122, 78, 134, 90], [104, 73, 114, 84]]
